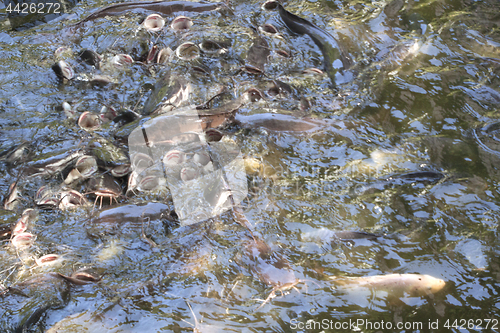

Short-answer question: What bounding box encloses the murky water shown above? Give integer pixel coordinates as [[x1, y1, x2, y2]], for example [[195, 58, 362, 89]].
[[1, 0, 500, 331]]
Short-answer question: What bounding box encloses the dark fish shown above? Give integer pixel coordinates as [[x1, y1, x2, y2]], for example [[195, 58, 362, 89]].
[[277, 4, 352, 87], [86, 174, 122, 204], [388, 171, 445, 184], [112, 109, 141, 126], [479, 121, 500, 135], [91, 202, 171, 225], [51, 60, 74, 81], [267, 80, 295, 97], [352, 171, 445, 197], [78, 49, 101, 68], [74, 1, 226, 27], [246, 36, 270, 73], [335, 231, 382, 240], [199, 39, 231, 55], [57, 271, 101, 285], [384, 0, 405, 18], [235, 113, 324, 132]]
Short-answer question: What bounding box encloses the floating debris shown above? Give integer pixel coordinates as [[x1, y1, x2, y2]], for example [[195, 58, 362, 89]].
[[244, 157, 263, 175]]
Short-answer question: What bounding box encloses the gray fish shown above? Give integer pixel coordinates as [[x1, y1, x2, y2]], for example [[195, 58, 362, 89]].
[[236, 238, 302, 310], [26, 150, 84, 178], [74, 1, 226, 27], [235, 113, 324, 132], [389, 171, 445, 184], [245, 35, 270, 73], [277, 4, 352, 87]]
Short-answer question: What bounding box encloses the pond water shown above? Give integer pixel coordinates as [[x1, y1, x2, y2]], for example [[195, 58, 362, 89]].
[[0, 0, 499, 331]]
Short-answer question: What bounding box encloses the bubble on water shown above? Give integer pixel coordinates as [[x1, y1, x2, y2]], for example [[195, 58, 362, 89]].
[[373, 205, 383, 215]]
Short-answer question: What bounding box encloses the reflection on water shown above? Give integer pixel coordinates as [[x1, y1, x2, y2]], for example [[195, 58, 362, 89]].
[[0, 0, 500, 331]]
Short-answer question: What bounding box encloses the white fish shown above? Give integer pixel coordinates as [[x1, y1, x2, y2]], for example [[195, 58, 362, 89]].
[[330, 273, 445, 297]]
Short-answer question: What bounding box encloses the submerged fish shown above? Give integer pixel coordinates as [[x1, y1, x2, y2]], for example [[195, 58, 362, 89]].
[[245, 35, 270, 73], [236, 239, 302, 309], [330, 273, 446, 297], [235, 113, 324, 132], [277, 4, 352, 87]]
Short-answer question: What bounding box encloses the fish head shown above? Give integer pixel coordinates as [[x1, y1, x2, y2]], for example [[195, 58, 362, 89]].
[[427, 276, 446, 294], [414, 275, 446, 296]]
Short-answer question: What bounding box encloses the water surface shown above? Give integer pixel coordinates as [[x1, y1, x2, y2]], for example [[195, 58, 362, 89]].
[[0, 0, 499, 331]]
